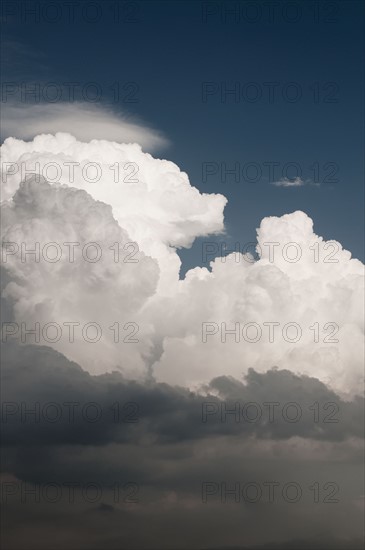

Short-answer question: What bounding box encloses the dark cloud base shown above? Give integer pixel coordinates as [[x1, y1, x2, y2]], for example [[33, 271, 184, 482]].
[[1, 343, 364, 549]]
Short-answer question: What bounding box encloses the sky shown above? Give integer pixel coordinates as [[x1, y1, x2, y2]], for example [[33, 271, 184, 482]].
[[1, 1, 364, 549], [1, 0, 364, 271]]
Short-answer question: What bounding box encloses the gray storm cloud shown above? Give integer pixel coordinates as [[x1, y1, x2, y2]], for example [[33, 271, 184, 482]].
[[1, 341, 364, 550]]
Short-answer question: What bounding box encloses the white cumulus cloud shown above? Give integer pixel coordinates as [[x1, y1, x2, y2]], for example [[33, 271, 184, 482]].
[[1, 134, 363, 396]]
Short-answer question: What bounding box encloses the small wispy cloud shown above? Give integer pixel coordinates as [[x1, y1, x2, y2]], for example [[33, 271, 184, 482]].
[[270, 177, 321, 188]]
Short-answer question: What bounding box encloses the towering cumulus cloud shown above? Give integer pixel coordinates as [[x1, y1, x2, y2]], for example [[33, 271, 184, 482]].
[[1, 134, 363, 395]]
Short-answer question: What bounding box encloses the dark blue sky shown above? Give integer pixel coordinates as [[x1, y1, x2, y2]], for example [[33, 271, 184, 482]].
[[2, 0, 364, 272]]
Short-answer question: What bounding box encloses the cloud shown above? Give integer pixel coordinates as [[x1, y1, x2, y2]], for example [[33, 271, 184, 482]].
[[1, 342, 364, 550], [1, 177, 159, 376], [151, 211, 363, 394], [271, 177, 307, 187], [0, 102, 169, 152], [0, 132, 227, 290], [0, 134, 363, 397], [2, 342, 364, 446]]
